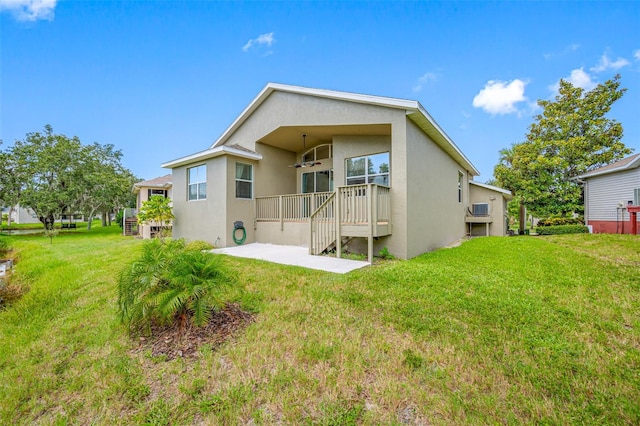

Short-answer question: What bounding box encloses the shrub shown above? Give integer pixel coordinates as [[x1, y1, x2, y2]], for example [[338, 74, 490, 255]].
[[0, 238, 9, 255], [0, 282, 27, 309], [185, 240, 214, 251], [537, 217, 584, 227], [535, 224, 589, 235], [117, 238, 235, 335], [115, 210, 124, 229], [378, 246, 395, 260]]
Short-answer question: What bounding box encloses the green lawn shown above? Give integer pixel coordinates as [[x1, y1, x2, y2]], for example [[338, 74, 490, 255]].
[[1, 227, 638, 424]]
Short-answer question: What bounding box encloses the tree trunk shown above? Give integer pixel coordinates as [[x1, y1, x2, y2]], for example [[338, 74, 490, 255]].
[[7, 206, 13, 226], [40, 214, 55, 230], [101, 212, 107, 227], [519, 203, 526, 235]]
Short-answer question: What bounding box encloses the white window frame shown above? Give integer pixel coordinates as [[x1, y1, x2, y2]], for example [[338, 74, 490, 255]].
[[346, 152, 390, 186], [235, 162, 253, 199], [188, 164, 207, 201], [302, 169, 334, 193]]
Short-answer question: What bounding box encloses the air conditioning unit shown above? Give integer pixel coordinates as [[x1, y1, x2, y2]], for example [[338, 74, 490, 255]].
[[472, 203, 489, 216], [635, 188, 640, 206]]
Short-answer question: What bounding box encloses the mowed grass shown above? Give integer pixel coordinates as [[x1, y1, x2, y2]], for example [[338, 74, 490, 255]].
[[1, 228, 638, 425]]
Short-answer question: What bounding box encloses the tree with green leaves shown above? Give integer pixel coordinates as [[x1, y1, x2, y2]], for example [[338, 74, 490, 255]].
[[1, 125, 137, 231], [494, 74, 631, 227], [137, 195, 174, 239], [76, 143, 139, 230], [6, 126, 84, 230]]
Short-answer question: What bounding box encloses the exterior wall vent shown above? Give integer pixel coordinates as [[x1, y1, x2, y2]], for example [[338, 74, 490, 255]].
[[634, 188, 640, 206], [472, 203, 489, 216]]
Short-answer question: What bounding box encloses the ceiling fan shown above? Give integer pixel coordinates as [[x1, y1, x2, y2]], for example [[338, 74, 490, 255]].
[[288, 134, 321, 168]]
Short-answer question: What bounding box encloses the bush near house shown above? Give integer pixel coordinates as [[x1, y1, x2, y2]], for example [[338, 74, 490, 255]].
[[117, 238, 235, 335], [537, 217, 584, 227], [535, 224, 589, 235]]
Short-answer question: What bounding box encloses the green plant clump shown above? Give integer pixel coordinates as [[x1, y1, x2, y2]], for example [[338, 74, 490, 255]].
[[537, 217, 584, 227], [535, 224, 589, 235], [117, 238, 235, 334], [185, 240, 214, 252], [0, 237, 9, 255], [378, 246, 395, 260]]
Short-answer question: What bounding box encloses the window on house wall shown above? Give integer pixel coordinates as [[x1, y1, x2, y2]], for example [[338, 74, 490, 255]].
[[188, 165, 207, 201], [236, 163, 253, 199], [346, 152, 390, 186], [458, 172, 463, 203], [302, 144, 332, 163], [148, 189, 168, 199], [302, 170, 333, 193]]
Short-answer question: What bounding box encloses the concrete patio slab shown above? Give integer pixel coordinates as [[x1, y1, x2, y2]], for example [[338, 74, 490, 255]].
[[211, 243, 369, 274]]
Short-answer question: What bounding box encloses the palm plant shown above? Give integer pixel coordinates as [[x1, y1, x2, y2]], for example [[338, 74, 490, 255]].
[[117, 238, 234, 335]]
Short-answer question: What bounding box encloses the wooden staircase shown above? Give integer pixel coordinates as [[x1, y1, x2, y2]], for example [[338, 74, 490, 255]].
[[309, 184, 392, 262]]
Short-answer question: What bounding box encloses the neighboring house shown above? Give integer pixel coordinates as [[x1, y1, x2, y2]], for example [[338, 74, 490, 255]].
[[576, 153, 640, 234], [162, 83, 511, 261], [8, 204, 40, 225], [131, 174, 173, 239], [468, 181, 513, 237]]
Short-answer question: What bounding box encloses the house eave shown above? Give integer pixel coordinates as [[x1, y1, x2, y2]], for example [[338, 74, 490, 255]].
[[576, 155, 640, 180], [208, 82, 480, 176], [407, 106, 480, 176], [162, 145, 263, 169], [469, 180, 513, 200]]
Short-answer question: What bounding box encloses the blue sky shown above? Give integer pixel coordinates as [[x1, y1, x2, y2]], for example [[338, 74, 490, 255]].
[[2, 0, 639, 183]]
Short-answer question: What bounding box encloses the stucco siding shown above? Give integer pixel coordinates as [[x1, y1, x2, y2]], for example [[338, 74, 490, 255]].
[[468, 184, 509, 236], [221, 91, 405, 153], [225, 156, 258, 247], [405, 119, 467, 258], [254, 143, 297, 197], [332, 134, 405, 257], [171, 157, 228, 246], [586, 168, 640, 223]]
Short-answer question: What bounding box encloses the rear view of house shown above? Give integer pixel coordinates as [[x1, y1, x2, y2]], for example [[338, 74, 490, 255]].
[[162, 83, 510, 260], [577, 153, 640, 234]]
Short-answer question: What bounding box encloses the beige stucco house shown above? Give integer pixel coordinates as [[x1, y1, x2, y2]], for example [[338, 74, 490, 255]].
[[131, 174, 173, 239], [162, 83, 511, 261]]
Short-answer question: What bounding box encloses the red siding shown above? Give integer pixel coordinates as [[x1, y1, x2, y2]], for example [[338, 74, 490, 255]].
[[588, 220, 639, 235]]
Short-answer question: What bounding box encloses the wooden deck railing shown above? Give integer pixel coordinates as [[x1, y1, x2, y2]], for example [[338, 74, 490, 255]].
[[309, 192, 336, 255], [256, 184, 391, 260], [256, 192, 332, 229]]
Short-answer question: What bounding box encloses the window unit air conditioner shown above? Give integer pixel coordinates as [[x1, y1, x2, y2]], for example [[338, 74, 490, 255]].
[[472, 203, 489, 216]]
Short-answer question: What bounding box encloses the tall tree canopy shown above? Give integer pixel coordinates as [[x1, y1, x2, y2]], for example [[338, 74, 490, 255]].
[[494, 74, 631, 219], [0, 125, 137, 230]]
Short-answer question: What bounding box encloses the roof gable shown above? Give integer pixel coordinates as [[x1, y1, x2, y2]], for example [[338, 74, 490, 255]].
[[163, 83, 479, 175], [577, 153, 640, 179], [210, 83, 479, 176]]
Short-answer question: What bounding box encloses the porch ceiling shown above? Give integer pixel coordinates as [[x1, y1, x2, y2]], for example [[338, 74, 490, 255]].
[[257, 124, 391, 152]]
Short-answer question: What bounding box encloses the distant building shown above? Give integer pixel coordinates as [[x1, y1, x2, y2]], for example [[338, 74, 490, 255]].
[[577, 154, 640, 234], [130, 174, 173, 239]]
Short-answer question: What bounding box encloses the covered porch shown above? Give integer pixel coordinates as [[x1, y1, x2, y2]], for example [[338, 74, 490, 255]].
[[255, 183, 392, 263]]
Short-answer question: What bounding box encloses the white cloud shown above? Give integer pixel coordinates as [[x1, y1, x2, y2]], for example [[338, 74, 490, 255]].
[[242, 32, 275, 52], [634, 49, 640, 61], [412, 72, 437, 93], [544, 43, 580, 60], [0, 0, 56, 21], [548, 68, 597, 94], [472, 79, 527, 115], [590, 53, 630, 72]]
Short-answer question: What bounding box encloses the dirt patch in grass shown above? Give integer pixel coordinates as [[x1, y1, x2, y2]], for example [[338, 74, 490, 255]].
[[132, 303, 256, 361]]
